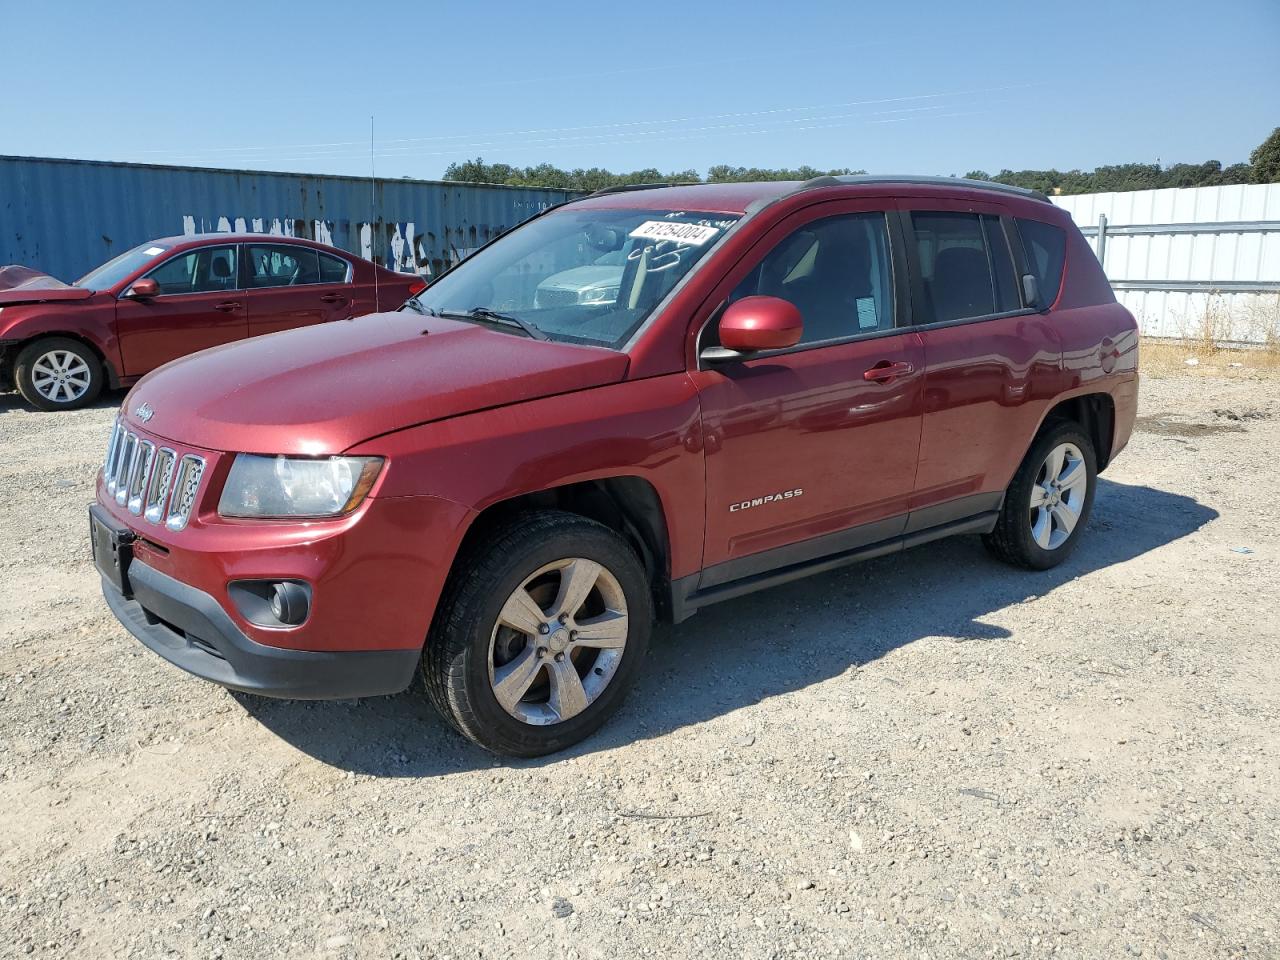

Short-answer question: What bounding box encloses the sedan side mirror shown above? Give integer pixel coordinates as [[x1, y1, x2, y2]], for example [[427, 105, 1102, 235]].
[[701, 296, 804, 363], [126, 278, 159, 299]]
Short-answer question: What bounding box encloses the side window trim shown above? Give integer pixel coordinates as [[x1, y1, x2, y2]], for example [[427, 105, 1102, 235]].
[[909, 306, 1039, 333], [886, 205, 914, 329], [894, 209, 930, 330], [982, 214, 1021, 313], [1000, 216, 1039, 310], [134, 243, 240, 298]]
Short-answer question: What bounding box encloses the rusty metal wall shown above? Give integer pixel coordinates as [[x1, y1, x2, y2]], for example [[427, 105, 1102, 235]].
[[0, 155, 579, 283]]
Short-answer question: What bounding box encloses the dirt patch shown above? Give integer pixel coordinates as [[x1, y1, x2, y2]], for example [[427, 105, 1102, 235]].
[[1134, 414, 1247, 438]]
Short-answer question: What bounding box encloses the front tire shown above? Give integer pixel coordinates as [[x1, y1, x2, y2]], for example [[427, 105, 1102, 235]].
[[983, 421, 1097, 570], [423, 511, 652, 757], [14, 337, 104, 411]]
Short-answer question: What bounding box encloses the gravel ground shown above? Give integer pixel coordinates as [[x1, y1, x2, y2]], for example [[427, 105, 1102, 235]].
[[1, 369, 1277, 960]]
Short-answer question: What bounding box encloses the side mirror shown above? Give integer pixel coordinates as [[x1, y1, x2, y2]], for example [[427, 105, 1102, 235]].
[[1021, 273, 1041, 309], [126, 278, 159, 299], [701, 296, 803, 363]]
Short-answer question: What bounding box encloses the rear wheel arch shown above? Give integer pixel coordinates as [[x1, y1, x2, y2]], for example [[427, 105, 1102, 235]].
[[1035, 392, 1115, 471]]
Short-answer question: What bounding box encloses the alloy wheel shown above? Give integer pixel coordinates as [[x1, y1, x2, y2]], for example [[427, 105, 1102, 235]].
[[488, 557, 629, 726], [1028, 441, 1087, 550], [30, 349, 92, 403]]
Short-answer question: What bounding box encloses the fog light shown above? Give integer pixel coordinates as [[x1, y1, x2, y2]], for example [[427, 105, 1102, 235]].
[[270, 582, 309, 626], [228, 579, 312, 629]]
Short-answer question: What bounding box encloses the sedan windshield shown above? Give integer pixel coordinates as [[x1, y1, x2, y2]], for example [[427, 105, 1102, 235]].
[[410, 207, 739, 348], [76, 242, 171, 290]]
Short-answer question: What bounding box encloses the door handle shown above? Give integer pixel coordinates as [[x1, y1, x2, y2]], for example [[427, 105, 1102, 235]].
[[319, 293, 347, 304], [214, 301, 242, 313], [863, 360, 914, 382]]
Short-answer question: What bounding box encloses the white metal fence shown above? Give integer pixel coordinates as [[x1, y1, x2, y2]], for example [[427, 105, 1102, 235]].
[[1052, 184, 1280, 344]]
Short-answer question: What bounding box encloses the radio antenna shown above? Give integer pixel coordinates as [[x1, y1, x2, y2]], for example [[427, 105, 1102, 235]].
[[370, 114, 380, 308]]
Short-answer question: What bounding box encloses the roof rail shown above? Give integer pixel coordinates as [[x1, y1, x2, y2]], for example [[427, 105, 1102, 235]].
[[797, 174, 1052, 204], [585, 182, 697, 198]]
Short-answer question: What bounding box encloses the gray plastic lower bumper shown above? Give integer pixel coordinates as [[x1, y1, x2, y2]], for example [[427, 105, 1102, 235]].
[[101, 559, 419, 700]]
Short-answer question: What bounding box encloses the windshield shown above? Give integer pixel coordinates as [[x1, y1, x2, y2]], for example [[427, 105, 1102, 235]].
[[76, 242, 172, 290], [410, 207, 739, 348]]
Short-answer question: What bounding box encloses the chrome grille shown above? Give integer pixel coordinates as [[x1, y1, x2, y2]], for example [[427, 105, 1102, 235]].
[[166, 455, 206, 531], [126, 441, 155, 515], [144, 449, 176, 524], [104, 422, 124, 495], [113, 433, 136, 505], [535, 287, 579, 308], [101, 419, 205, 531]]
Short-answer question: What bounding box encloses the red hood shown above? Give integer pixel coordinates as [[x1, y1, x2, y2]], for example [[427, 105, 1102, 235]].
[[0, 265, 94, 306], [125, 312, 630, 454]]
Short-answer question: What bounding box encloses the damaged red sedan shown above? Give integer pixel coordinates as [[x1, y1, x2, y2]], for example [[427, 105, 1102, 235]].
[[0, 235, 424, 411]]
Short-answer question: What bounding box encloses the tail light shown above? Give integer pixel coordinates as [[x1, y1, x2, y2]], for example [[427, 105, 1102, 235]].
[[407, 278, 428, 296]]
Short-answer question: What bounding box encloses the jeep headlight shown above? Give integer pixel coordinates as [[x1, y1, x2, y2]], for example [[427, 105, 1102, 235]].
[[218, 455, 383, 519]]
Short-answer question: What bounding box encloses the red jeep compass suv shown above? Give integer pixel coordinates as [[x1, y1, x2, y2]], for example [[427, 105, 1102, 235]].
[[91, 176, 1138, 756]]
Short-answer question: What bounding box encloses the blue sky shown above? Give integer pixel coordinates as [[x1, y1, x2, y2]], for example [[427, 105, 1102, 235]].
[[4, 0, 1277, 180]]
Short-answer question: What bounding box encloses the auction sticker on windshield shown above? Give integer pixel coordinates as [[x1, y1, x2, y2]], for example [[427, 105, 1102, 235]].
[[629, 221, 721, 246]]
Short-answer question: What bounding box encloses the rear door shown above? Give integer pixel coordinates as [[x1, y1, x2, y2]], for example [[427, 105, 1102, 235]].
[[114, 244, 246, 376], [899, 200, 1063, 525], [240, 242, 356, 337], [690, 199, 925, 585]]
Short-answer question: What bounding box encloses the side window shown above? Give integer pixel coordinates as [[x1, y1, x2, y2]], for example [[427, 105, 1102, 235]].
[[145, 246, 237, 295], [912, 212, 1026, 324], [1016, 218, 1067, 306], [318, 252, 351, 284], [730, 213, 894, 344], [244, 244, 322, 289]]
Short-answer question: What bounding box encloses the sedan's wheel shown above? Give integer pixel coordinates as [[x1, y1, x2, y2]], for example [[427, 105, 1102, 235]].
[[983, 421, 1097, 570], [14, 337, 104, 411], [424, 511, 651, 756]]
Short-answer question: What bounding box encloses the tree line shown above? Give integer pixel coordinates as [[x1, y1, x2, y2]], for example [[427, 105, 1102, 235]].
[[444, 127, 1280, 195]]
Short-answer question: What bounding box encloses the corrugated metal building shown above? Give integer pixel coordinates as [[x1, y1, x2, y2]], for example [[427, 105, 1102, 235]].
[[1052, 183, 1280, 343], [0, 155, 578, 283]]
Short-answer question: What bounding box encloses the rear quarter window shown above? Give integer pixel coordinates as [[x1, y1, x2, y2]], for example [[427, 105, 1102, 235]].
[[318, 253, 351, 283], [1016, 218, 1067, 305]]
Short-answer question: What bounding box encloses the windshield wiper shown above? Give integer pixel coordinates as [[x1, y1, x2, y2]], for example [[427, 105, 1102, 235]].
[[439, 307, 547, 340], [400, 297, 433, 315]]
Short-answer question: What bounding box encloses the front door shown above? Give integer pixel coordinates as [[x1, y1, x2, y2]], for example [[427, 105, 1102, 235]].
[[240, 242, 356, 337], [690, 203, 925, 588], [114, 244, 246, 376]]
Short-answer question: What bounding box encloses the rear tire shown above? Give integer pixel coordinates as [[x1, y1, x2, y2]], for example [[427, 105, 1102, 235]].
[[14, 337, 104, 411], [423, 511, 652, 757], [983, 421, 1097, 570]]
